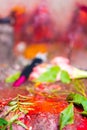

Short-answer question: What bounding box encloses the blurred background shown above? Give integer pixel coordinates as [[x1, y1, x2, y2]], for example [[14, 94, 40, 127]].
[[0, 0, 87, 67]]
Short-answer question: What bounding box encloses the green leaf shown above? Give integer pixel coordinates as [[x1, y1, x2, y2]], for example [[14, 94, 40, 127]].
[[36, 66, 60, 83], [67, 93, 87, 111], [81, 111, 87, 116], [9, 100, 17, 106], [0, 125, 8, 130], [60, 70, 71, 84], [59, 103, 74, 130], [5, 72, 20, 83], [0, 118, 8, 126], [72, 80, 86, 97], [9, 114, 19, 124], [19, 107, 28, 114], [15, 120, 28, 129], [9, 123, 13, 130], [4, 105, 17, 116]]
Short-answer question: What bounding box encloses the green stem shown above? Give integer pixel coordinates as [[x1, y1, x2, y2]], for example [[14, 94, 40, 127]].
[[73, 68, 87, 79]]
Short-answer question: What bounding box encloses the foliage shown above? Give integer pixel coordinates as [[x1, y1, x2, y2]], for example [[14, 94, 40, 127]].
[[5, 72, 20, 83], [60, 70, 71, 84], [0, 94, 35, 130], [59, 103, 74, 130], [72, 79, 86, 97], [36, 66, 71, 84], [67, 93, 87, 115]]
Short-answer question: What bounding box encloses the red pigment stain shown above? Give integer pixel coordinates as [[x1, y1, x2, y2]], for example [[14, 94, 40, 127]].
[[28, 97, 68, 115], [77, 118, 87, 130]]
